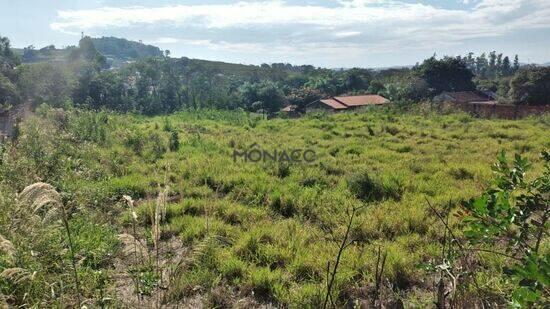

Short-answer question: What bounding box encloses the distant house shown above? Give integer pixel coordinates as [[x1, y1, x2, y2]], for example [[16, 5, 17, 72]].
[[434, 91, 492, 104], [306, 94, 390, 112], [280, 105, 301, 118]]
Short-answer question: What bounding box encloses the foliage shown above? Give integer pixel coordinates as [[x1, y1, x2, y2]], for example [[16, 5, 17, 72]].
[[3, 107, 547, 306], [169, 130, 180, 152], [461, 151, 549, 307], [16, 63, 74, 107], [0, 36, 20, 78], [90, 36, 163, 60], [69, 36, 107, 69], [460, 51, 519, 79], [238, 81, 287, 114], [0, 73, 18, 105], [509, 67, 550, 105], [416, 56, 475, 94], [286, 87, 324, 110]]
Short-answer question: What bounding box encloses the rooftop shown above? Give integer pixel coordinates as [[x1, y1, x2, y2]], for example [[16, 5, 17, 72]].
[[311, 94, 390, 110], [333, 95, 390, 106], [319, 98, 348, 109]]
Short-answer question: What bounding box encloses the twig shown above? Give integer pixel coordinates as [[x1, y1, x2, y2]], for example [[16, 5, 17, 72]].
[[60, 205, 82, 307], [323, 205, 359, 309]]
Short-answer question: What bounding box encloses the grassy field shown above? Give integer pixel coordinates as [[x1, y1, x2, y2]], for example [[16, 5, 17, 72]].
[[0, 105, 548, 307]]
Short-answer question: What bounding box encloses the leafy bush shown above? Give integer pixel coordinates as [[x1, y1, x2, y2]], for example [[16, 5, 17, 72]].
[[169, 131, 180, 152], [461, 150, 549, 307]]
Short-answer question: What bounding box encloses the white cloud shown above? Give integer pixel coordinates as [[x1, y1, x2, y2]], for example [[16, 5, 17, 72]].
[[50, 0, 550, 55], [51, 1, 441, 30], [146, 37, 179, 44], [334, 31, 361, 38]]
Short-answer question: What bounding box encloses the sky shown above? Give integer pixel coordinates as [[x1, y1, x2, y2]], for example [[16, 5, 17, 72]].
[[1, 0, 549, 68]]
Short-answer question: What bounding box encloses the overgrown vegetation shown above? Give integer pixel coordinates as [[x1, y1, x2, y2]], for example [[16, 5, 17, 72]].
[[0, 106, 548, 307]]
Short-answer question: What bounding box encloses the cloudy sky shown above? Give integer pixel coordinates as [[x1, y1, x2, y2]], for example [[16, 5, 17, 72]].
[[1, 0, 549, 67]]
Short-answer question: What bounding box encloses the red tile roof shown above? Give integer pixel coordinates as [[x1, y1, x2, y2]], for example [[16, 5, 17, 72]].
[[333, 95, 389, 106], [320, 98, 348, 109]]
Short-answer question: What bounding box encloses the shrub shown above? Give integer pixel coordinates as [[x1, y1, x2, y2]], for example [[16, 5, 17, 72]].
[[348, 171, 403, 202], [460, 151, 549, 307], [449, 167, 474, 180], [169, 131, 180, 152]]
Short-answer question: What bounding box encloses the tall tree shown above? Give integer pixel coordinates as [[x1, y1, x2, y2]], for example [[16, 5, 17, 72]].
[[509, 67, 550, 105], [501, 56, 512, 76], [417, 56, 475, 94], [0, 73, 18, 106], [0, 36, 20, 78], [475, 53, 488, 78], [513, 55, 520, 72], [464, 52, 475, 73], [22, 45, 36, 62], [0, 36, 20, 106], [496, 53, 503, 76], [488, 51, 497, 78]]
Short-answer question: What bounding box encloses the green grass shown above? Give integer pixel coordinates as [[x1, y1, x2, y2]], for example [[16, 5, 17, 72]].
[[0, 106, 548, 306]]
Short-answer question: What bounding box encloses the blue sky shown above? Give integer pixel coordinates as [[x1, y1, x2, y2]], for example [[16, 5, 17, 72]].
[[1, 0, 549, 67]]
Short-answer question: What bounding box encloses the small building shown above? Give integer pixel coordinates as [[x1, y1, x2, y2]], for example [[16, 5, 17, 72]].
[[280, 105, 301, 118], [434, 91, 492, 104], [306, 94, 390, 112]]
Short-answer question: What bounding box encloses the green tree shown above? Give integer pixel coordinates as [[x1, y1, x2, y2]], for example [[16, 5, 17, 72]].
[[22, 45, 36, 62], [87, 71, 129, 110], [416, 56, 475, 94], [0, 36, 20, 79], [0, 73, 18, 105], [513, 55, 520, 72], [488, 51, 497, 78], [501, 56, 512, 76], [509, 67, 550, 105], [286, 87, 323, 110], [475, 53, 488, 77], [367, 80, 385, 95], [238, 81, 287, 113], [16, 63, 73, 107], [341, 68, 372, 92], [69, 36, 107, 69]]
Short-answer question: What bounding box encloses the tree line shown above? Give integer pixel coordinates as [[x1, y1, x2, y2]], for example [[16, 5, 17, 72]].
[[1, 35, 549, 116]]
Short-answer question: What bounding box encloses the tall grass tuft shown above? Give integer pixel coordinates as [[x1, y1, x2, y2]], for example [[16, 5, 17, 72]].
[[0, 234, 15, 262], [123, 194, 145, 298], [348, 171, 403, 202], [17, 183, 82, 306], [0, 268, 33, 285]]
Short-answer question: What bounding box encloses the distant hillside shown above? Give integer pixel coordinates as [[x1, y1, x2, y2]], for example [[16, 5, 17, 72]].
[[14, 37, 164, 66], [91, 37, 164, 61], [12, 36, 318, 77], [13, 45, 72, 64]]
